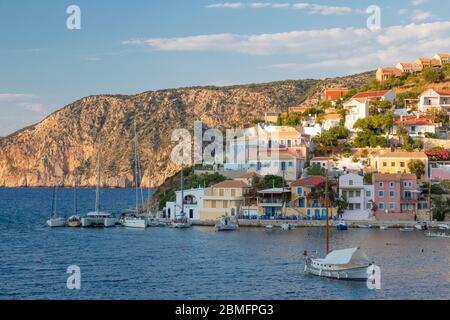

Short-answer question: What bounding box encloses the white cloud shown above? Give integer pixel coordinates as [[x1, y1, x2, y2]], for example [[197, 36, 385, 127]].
[[17, 103, 47, 113], [206, 2, 244, 9], [0, 94, 35, 102], [206, 2, 354, 14], [125, 21, 450, 74], [411, 0, 430, 6], [411, 10, 435, 22]]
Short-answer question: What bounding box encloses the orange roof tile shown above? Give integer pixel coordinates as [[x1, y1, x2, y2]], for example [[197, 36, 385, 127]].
[[352, 90, 390, 99]]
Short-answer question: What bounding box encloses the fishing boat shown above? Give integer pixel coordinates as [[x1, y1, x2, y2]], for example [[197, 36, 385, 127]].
[[171, 167, 192, 229], [46, 186, 66, 227], [304, 174, 379, 281], [81, 150, 116, 228], [414, 221, 428, 231], [357, 224, 373, 229], [400, 227, 415, 232], [379, 225, 389, 230], [265, 224, 274, 230], [425, 232, 450, 239], [123, 121, 147, 229], [67, 182, 81, 227], [336, 220, 348, 231], [215, 216, 239, 232]]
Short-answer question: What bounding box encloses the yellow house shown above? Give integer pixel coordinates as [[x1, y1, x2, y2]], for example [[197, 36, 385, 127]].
[[415, 58, 441, 70], [199, 180, 250, 220], [370, 150, 429, 178]]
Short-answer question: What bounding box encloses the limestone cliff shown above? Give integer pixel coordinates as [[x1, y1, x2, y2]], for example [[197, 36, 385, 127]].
[[0, 72, 373, 187]]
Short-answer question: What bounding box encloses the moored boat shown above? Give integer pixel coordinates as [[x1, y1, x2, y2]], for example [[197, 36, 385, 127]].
[[46, 186, 66, 228], [425, 232, 450, 239], [400, 227, 415, 232], [336, 220, 348, 231], [215, 216, 239, 232], [67, 215, 81, 227], [415, 221, 428, 231]]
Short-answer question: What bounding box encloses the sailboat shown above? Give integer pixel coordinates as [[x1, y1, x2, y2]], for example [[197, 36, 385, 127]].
[[67, 181, 81, 227], [81, 149, 116, 228], [215, 215, 239, 232], [171, 168, 192, 228], [46, 185, 66, 227], [304, 174, 379, 281], [123, 121, 147, 229]]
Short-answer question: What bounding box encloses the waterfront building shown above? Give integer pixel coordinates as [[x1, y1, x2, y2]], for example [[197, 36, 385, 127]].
[[257, 188, 291, 217], [338, 173, 374, 220], [199, 180, 250, 220], [164, 187, 205, 220], [372, 173, 428, 221]]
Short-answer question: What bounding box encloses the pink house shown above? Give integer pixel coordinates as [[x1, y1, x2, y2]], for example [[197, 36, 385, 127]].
[[372, 173, 428, 221]]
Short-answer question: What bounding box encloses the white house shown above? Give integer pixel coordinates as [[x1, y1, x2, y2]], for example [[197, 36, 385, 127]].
[[433, 54, 449, 65], [164, 187, 205, 220], [393, 115, 436, 137], [322, 113, 341, 130], [310, 157, 334, 171], [339, 173, 374, 221], [418, 89, 450, 114], [343, 90, 396, 131]]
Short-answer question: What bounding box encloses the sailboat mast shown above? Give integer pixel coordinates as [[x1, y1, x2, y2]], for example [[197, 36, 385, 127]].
[[51, 185, 56, 218], [95, 151, 101, 213], [133, 120, 139, 213], [181, 167, 184, 216], [325, 172, 329, 254], [73, 180, 77, 214]]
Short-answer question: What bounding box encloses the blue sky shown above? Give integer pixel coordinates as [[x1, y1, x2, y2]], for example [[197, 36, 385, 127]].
[[0, 0, 449, 135]]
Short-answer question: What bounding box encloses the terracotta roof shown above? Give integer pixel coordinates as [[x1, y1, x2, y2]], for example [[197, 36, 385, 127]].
[[435, 90, 450, 96], [212, 180, 249, 188], [352, 90, 390, 99], [437, 53, 449, 58], [372, 173, 417, 182], [395, 116, 434, 126], [379, 67, 402, 75], [324, 88, 350, 100], [398, 63, 412, 68], [291, 176, 326, 188]]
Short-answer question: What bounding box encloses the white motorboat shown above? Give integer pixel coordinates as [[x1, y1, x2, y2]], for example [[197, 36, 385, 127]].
[[400, 227, 415, 232], [81, 211, 116, 227], [304, 247, 378, 281], [415, 221, 428, 231], [46, 186, 66, 228], [435, 224, 450, 230], [215, 216, 239, 232], [265, 224, 274, 230], [303, 174, 380, 282], [336, 220, 348, 231], [357, 224, 373, 229], [147, 216, 161, 227], [281, 223, 294, 231], [123, 215, 147, 229], [379, 225, 389, 230], [425, 232, 450, 239], [171, 216, 192, 228]]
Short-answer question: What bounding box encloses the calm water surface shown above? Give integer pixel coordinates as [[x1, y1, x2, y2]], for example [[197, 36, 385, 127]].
[[0, 188, 449, 300]]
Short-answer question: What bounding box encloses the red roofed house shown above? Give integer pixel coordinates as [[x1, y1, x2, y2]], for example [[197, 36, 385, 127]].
[[433, 54, 449, 65], [395, 62, 420, 73], [415, 58, 441, 71], [393, 115, 436, 137], [343, 90, 396, 131], [418, 89, 450, 115], [323, 88, 350, 101], [290, 176, 337, 218], [376, 67, 402, 82]]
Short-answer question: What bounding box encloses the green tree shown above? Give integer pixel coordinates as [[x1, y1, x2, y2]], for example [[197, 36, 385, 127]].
[[431, 196, 450, 221], [423, 67, 445, 83], [276, 114, 283, 126], [408, 159, 426, 180], [307, 164, 326, 176]]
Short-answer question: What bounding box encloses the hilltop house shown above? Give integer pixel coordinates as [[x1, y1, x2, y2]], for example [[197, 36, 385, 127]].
[[165, 187, 205, 220], [372, 173, 428, 221], [395, 62, 420, 73], [393, 115, 436, 137], [322, 113, 341, 130], [415, 58, 441, 71], [323, 88, 350, 101], [343, 90, 396, 131], [376, 67, 402, 82], [433, 54, 449, 65], [370, 150, 429, 178], [339, 173, 374, 221], [418, 89, 450, 115], [199, 180, 250, 220]]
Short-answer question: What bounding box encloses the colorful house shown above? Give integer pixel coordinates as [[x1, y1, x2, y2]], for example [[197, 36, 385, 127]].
[[323, 88, 350, 101], [372, 173, 428, 221], [199, 180, 250, 220], [370, 150, 429, 179], [393, 115, 436, 137], [290, 176, 336, 219], [339, 173, 374, 221], [376, 67, 402, 82], [415, 58, 441, 70], [433, 54, 449, 65], [257, 188, 292, 217]]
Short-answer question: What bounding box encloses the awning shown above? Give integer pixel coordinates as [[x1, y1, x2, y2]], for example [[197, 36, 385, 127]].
[[315, 247, 370, 265]]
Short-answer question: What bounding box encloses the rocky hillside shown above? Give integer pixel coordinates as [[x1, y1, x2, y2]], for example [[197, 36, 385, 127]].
[[0, 71, 374, 188]]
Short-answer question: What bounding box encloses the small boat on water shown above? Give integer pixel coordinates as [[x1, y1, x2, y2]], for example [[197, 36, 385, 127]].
[[415, 221, 428, 231], [81, 149, 116, 228], [336, 220, 348, 231], [304, 175, 380, 282], [265, 224, 274, 230], [379, 226, 389, 230], [357, 224, 373, 229], [67, 182, 81, 227], [425, 232, 450, 239], [171, 215, 192, 228], [281, 223, 294, 231], [122, 121, 147, 229], [215, 216, 239, 232], [46, 186, 66, 228], [434, 224, 450, 230], [400, 227, 415, 232]]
